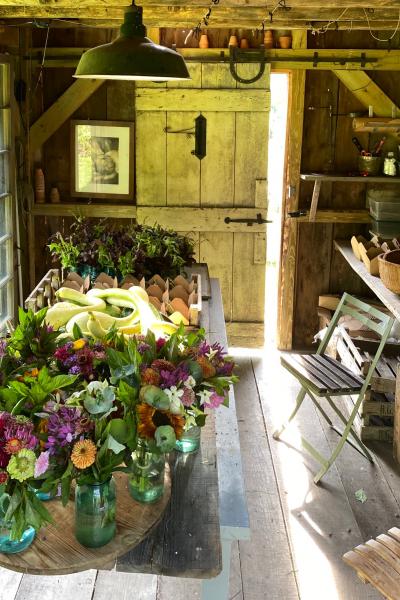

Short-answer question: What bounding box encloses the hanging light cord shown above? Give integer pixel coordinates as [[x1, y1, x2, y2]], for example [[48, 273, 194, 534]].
[[33, 21, 50, 93], [309, 7, 349, 34], [184, 0, 220, 45], [363, 7, 400, 42]]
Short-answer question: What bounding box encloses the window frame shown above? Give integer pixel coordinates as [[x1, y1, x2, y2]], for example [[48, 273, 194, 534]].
[[0, 58, 15, 334]]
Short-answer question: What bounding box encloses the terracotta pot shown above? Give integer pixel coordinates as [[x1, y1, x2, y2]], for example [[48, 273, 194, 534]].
[[240, 38, 249, 49], [279, 35, 292, 49], [50, 186, 60, 203], [263, 30, 274, 49], [34, 168, 45, 204], [199, 34, 209, 49], [228, 35, 238, 47]]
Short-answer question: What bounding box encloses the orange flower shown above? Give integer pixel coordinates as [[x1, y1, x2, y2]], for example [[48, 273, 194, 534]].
[[17, 367, 40, 382], [5, 439, 22, 455], [196, 356, 216, 379], [72, 338, 86, 351], [71, 439, 97, 469], [37, 419, 48, 450], [141, 368, 160, 386], [137, 403, 185, 440]]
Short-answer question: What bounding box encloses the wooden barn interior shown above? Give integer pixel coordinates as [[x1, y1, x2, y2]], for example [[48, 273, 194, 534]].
[[3, 1, 400, 599]]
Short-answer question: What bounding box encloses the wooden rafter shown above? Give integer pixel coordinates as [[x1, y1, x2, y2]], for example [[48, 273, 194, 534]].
[[1, 0, 400, 6], [333, 70, 399, 117], [29, 78, 104, 152]]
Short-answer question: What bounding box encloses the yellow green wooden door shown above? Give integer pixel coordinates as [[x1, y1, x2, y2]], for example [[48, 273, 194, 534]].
[[135, 62, 270, 346]]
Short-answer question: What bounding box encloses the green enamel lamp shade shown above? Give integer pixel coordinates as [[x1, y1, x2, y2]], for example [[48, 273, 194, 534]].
[[74, 3, 190, 81]]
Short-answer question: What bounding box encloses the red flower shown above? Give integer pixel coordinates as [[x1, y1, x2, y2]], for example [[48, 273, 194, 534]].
[[0, 471, 8, 484], [0, 449, 10, 468]]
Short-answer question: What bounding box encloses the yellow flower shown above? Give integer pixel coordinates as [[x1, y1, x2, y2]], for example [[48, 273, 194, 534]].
[[71, 439, 97, 469], [73, 338, 86, 351]]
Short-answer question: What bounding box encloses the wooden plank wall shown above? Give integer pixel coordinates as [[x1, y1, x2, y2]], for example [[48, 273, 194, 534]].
[[292, 31, 400, 349]]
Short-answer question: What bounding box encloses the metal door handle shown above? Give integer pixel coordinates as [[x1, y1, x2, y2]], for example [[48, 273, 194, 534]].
[[224, 213, 272, 226]]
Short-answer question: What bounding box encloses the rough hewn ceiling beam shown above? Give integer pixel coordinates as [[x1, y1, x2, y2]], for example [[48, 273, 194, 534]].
[[1, 0, 400, 6], [334, 70, 399, 117], [1, 8, 400, 30]]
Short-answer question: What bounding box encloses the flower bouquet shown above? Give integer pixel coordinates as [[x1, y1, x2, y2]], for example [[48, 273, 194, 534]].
[[0, 307, 237, 549]]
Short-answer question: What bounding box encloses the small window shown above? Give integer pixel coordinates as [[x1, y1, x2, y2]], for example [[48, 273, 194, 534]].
[[0, 62, 14, 334]]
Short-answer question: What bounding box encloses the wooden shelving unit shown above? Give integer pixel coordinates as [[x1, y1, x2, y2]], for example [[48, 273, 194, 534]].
[[300, 173, 400, 222]]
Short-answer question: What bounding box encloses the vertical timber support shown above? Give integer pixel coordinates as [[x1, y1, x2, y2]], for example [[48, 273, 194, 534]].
[[277, 30, 307, 350]]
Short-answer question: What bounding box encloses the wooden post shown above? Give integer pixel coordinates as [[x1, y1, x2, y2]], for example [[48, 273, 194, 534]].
[[276, 32, 307, 350]]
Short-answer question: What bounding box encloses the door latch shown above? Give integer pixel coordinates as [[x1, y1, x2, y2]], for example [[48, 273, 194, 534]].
[[224, 213, 272, 226]]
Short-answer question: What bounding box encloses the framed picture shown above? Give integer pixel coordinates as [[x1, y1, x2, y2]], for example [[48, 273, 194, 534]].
[[71, 120, 134, 199]]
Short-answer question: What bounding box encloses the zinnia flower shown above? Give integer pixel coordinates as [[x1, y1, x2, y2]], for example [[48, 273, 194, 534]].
[[5, 438, 22, 455], [4, 416, 37, 450], [71, 439, 97, 469], [7, 449, 36, 482], [137, 403, 185, 440], [34, 450, 50, 478], [0, 471, 8, 484]]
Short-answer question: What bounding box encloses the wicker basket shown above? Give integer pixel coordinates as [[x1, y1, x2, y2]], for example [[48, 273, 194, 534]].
[[378, 250, 400, 294]]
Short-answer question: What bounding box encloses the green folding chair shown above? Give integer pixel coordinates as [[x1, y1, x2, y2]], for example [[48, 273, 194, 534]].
[[273, 292, 394, 484]]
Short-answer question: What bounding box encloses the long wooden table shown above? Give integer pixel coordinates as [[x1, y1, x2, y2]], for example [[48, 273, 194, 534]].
[[117, 279, 250, 599], [334, 240, 400, 461]]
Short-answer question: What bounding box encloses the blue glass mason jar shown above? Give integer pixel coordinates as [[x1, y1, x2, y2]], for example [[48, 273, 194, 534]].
[[75, 477, 116, 548], [0, 521, 35, 554]]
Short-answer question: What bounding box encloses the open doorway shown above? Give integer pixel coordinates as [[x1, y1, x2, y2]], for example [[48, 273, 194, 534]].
[[265, 73, 289, 347]]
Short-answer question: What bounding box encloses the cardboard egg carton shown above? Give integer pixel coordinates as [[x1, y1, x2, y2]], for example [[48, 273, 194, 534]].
[[139, 273, 202, 327], [350, 234, 400, 276]]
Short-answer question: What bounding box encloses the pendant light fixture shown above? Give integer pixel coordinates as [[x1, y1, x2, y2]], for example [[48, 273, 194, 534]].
[[74, 2, 190, 82]]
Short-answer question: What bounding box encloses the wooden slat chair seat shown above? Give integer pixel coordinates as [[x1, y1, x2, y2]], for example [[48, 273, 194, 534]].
[[274, 292, 394, 484], [343, 527, 400, 600]]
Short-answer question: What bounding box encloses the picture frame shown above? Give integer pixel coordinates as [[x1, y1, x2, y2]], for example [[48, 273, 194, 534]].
[[71, 120, 134, 200]]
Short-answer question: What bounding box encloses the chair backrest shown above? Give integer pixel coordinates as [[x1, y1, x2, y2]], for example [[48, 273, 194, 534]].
[[316, 293, 395, 393]]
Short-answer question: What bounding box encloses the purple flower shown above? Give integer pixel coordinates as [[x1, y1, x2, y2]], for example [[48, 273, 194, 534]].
[[204, 391, 225, 410], [216, 361, 235, 376], [159, 364, 189, 389], [34, 451, 49, 477], [138, 342, 151, 354], [0, 338, 7, 359], [45, 406, 90, 454], [4, 416, 38, 450]]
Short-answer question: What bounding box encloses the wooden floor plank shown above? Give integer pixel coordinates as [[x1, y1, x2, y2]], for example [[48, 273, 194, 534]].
[[0, 567, 23, 600], [14, 571, 97, 600], [234, 356, 299, 600], [251, 352, 381, 600], [157, 576, 200, 599], [319, 397, 400, 541], [93, 571, 157, 600]]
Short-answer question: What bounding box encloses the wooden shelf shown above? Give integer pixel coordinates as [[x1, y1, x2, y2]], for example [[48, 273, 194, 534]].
[[31, 203, 137, 219], [353, 117, 400, 133], [300, 173, 400, 222], [335, 239, 400, 322], [291, 210, 370, 224], [301, 173, 400, 183]]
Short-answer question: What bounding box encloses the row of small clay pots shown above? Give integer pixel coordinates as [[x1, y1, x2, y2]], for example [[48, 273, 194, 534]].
[[198, 32, 292, 49]]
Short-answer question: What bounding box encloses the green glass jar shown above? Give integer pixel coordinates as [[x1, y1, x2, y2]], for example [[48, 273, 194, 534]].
[[75, 477, 116, 548], [128, 439, 165, 503], [175, 425, 201, 453]]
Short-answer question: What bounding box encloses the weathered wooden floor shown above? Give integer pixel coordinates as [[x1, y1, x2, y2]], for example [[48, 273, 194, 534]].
[[2, 349, 399, 599]]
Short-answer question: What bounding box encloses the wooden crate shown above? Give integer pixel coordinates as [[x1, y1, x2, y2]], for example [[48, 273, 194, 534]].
[[335, 327, 399, 441]]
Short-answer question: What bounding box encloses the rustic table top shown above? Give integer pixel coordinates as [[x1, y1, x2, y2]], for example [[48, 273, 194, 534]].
[[0, 470, 171, 576]]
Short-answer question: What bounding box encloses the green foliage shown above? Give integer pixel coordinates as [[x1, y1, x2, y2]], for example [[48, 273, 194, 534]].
[[5, 308, 60, 365]]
